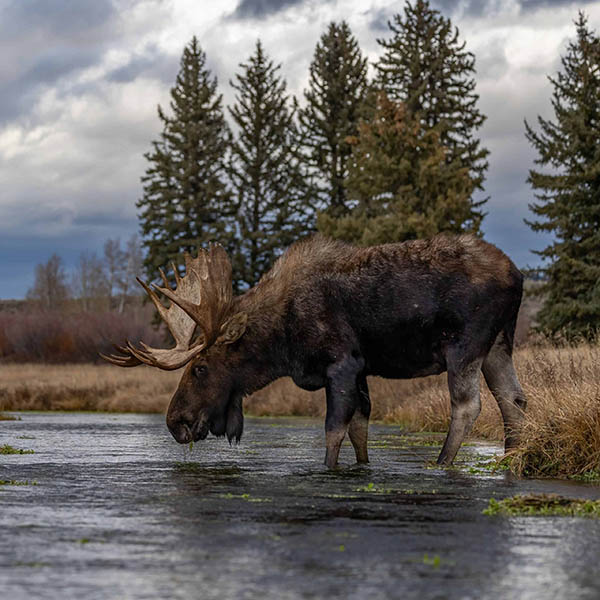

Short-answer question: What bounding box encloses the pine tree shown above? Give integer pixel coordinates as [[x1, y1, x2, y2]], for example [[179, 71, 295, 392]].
[[375, 0, 488, 231], [318, 92, 473, 244], [525, 12, 600, 340], [298, 21, 368, 217], [228, 40, 313, 289], [137, 37, 232, 280]]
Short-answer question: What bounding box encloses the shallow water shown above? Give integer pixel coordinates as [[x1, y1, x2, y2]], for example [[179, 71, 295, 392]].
[[1, 413, 600, 600]]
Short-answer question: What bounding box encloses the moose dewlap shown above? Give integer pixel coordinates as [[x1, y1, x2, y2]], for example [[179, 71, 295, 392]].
[[102, 234, 526, 468]]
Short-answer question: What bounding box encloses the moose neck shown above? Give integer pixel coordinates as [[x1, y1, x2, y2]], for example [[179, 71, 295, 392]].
[[232, 274, 293, 395]]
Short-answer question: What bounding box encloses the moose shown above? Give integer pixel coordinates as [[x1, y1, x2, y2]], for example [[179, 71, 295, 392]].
[[102, 234, 526, 468]]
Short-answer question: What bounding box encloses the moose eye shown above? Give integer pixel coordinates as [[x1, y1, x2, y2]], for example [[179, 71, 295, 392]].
[[193, 365, 207, 379]]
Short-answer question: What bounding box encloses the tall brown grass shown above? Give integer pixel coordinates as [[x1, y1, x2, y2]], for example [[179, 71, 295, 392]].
[[0, 364, 179, 412], [2, 344, 600, 478]]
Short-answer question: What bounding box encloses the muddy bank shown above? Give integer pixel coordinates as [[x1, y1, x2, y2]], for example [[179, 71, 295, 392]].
[[1, 414, 600, 600]]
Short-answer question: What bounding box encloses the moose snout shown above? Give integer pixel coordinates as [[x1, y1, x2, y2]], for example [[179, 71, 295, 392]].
[[166, 405, 195, 444], [166, 407, 210, 444], [166, 412, 192, 444]]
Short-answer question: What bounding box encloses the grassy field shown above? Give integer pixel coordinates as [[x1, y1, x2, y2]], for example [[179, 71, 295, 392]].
[[2, 344, 600, 478]]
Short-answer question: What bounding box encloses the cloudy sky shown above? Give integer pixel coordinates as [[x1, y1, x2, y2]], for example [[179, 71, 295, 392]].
[[1, 0, 598, 298]]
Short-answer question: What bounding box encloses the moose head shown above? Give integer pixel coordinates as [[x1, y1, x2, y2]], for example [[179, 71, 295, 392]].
[[101, 245, 248, 445]]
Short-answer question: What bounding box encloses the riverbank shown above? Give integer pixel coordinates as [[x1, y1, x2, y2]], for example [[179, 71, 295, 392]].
[[2, 344, 600, 478]]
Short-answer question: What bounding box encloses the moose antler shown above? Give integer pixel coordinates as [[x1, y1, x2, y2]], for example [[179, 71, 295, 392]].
[[100, 244, 235, 370]]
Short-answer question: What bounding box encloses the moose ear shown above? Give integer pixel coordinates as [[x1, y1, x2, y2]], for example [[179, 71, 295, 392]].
[[216, 312, 248, 345]]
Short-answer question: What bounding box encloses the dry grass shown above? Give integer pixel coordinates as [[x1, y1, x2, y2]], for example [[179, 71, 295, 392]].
[[0, 364, 180, 413], [2, 344, 600, 478], [507, 345, 600, 478]]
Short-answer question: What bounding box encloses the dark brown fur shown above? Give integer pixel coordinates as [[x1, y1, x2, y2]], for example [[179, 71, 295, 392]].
[[167, 234, 526, 468]]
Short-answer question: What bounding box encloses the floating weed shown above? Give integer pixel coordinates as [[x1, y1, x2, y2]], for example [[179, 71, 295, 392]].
[[569, 470, 600, 483], [78, 538, 90, 544], [422, 554, 442, 568], [355, 482, 392, 494], [220, 492, 272, 503], [483, 494, 600, 517], [0, 414, 21, 421], [174, 461, 204, 472], [467, 457, 511, 475], [337, 545, 346, 552], [0, 444, 34, 455], [17, 435, 35, 440], [0, 480, 37, 486], [324, 493, 360, 499], [400, 435, 444, 447]]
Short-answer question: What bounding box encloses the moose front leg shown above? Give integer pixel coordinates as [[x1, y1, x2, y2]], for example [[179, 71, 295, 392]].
[[324, 354, 365, 469]]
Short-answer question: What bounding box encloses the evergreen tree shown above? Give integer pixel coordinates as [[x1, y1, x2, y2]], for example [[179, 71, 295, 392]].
[[299, 21, 368, 217], [375, 0, 488, 230], [525, 12, 600, 340], [318, 92, 473, 244], [229, 40, 313, 289], [137, 37, 232, 280]]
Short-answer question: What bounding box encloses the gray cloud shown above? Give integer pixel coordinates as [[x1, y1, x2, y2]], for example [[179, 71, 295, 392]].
[[0, 0, 118, 123], [519, 0, 596, 11], [107, 44, 179, 85], [3, 0, 115, 33], [229, 0, 311, 20]]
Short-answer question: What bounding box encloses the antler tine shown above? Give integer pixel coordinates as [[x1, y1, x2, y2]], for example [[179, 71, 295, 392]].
[[136, 276, 170, 324], [152, 244, 234, 346], [99, 351, 143, 367], [158, 267, 171, 290], [170, 261, 182, 286]]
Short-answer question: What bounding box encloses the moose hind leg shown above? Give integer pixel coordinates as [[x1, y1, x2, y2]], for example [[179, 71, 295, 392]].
[[324, 353, 365, 469], [348, 376, 371, 464], [482, 333, 526, 451], [437, 357, 482, 465]]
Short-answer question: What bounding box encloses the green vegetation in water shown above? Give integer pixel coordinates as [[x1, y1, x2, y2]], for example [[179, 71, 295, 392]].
[[78, 538, 90, 544], [483, 494, 600, 517], [0, 414, 21, 421], [467, 457, 511, 475], [569, 470, 600, 483], [422, 554, 442, 568], [220, 492, 272, 503], [0, 444, 34, 455], [189, 441, 194, 452], [0, 480, 37, 486], [355, 482, 392, 494], [368, 434, 449, 450]]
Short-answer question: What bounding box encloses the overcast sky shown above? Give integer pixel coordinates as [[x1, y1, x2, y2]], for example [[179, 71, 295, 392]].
[[1, 0, 598, 299]]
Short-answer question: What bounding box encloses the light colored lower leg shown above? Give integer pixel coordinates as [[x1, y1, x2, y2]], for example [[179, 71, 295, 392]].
[[437, 361, 482, 465], [348, 412, 369, 464], [482, 341, 526, 450], [325, 428, 347, 468]]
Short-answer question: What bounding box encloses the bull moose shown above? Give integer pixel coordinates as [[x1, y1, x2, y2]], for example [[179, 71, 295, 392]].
[[102, 234, 526, 468]]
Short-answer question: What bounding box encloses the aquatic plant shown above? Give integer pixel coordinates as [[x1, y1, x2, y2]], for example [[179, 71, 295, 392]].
[[422, 554, 442, 568], [0, 444, 34, 455], [0, 479, 37, 486], [0, 413, 20, 421], [467, 457, 511, 475], [483, 494, 600, 517]]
